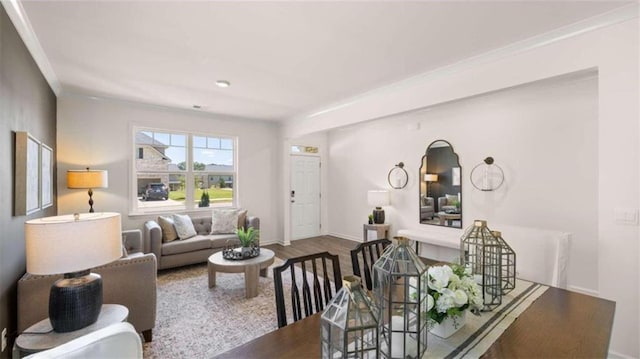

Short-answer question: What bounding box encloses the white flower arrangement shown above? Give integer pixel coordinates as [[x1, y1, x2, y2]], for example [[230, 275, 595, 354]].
[[425, 264, 483, 326]]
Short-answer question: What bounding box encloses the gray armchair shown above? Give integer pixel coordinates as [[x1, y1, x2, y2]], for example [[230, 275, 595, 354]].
[[17, 230, 157, 342], [438, 194, 459, 213], [420, 196, 435, 220]]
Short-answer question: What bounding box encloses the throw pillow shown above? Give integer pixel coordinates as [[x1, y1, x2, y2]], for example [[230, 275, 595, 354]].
[[172, 214, 197, 240], [158, 216, 179, 243], [237, 209, 248, 230], [211, 208, 240, 234], [446, 194, 458, 206]]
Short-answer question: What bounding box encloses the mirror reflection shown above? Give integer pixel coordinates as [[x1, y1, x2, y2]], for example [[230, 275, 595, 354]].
[[419, 140, 462, 228]]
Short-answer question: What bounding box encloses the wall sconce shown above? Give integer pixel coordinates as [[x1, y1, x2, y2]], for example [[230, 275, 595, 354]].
[[67, 167, 108, 213], [388, 162, 408, 189], [470, 157, 504, 191]]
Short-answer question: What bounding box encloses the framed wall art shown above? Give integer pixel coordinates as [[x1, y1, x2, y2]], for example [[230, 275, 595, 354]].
[[41, 143, 53, 209], [14, 131, 54, 216], [15, 131, 41, 215]]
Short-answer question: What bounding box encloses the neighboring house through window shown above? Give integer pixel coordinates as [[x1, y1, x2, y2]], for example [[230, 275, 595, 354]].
[[133, 128, 236, 213]]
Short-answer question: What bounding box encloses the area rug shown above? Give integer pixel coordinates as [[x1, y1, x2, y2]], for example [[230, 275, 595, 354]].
[[143, 260, 285, 358]]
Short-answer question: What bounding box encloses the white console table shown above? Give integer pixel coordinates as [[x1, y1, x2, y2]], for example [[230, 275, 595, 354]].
[[398, 225, 570, 288]]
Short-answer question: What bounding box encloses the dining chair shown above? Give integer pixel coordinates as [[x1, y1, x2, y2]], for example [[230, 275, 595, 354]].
[[350, 238, 392, 290], [272, 252, 342, 328]]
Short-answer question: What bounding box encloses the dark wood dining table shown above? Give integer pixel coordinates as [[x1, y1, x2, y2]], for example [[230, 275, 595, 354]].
[[215, 286, 615, 358]]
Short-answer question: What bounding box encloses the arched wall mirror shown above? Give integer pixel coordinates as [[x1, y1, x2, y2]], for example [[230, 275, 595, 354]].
[[419, 140, 462, 228]]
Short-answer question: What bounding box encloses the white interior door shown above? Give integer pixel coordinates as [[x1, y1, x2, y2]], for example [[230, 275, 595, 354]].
[[290, 155, 321, 240]]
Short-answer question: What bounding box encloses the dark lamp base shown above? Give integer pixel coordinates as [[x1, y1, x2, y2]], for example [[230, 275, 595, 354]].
[[49, 272, 103, 333], [373, 207, 385, 224]]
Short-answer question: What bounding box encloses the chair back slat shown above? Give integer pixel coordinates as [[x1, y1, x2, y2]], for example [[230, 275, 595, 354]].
[[289, 266, 302, 323], [272, 251, 342, 328], [350, 239, 392, 290], [311, 260, 323, 312]]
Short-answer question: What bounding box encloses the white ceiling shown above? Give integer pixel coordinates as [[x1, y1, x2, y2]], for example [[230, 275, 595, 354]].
[[14, 1, 632, 121]]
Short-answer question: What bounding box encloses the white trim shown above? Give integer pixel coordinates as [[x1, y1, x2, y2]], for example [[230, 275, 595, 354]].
[[2, 0, 61, 94], [290, 3, 638, 125], [567, 285, 599, 297], [608, 350, 636, 359], [328, 232, 360, 243], [129, 126, 238, 215]]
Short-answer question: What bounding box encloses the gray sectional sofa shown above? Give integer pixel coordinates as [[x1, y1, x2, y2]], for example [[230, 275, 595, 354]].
[[144, 214, 260, 270]]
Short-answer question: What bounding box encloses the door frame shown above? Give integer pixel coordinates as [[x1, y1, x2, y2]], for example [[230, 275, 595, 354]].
[[283, 137, 327, 246], [289, 153, 321, 241]]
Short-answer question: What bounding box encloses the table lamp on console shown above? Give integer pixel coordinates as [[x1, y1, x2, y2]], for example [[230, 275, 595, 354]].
[[367, 190, 390, 224], [24, 212, 122, 332], [67, 168, 108, 213]]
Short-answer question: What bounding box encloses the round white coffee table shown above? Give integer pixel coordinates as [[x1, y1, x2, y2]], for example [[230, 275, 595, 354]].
[[207, 248, 275, 298]]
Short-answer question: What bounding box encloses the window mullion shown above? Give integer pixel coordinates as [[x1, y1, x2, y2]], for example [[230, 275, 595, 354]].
[[185, 134, 194, 209]]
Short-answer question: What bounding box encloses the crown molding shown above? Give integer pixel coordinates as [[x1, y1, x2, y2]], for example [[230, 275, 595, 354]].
[[295, 2, 638, 123], [2, 0, 61, 95]]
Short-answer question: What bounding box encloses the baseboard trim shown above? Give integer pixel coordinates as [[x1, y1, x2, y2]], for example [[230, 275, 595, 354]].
[[327, 232, 361, 242], [260, 238, 281, 246], [567, 285, 599, 297], [608, 350, 635, 359]]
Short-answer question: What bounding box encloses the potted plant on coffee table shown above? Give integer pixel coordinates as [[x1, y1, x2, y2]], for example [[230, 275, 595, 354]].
[[236, 226, 259, 258]]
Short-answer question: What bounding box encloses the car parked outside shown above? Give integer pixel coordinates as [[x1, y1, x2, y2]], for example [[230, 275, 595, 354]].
[[142, 183, 169, 201]]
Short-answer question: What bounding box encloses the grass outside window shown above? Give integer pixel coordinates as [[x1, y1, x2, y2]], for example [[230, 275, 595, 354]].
[[169, 187, 233, 203]]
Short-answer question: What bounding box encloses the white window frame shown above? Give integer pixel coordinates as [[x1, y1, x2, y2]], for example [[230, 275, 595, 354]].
[[131, 126, 237, 215]]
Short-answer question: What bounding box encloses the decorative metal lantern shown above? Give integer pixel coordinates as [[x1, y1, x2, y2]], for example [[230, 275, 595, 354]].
[[321, 276, 379, 359], [373, 237, 428, 359], [460, 220, 502, 311], [491, 230, 516, 294]]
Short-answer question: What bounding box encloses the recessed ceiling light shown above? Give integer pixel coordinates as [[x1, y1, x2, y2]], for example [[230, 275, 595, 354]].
[[216, 80, 230, 88]]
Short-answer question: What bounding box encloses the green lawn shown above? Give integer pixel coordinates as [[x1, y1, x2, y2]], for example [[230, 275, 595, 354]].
[[169, 188, 233, 202]]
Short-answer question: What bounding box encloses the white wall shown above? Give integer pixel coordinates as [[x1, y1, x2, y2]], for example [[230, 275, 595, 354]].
[[328, 73, 598, 285], [284, 16, 639, 358], [56, 96, 282, 244]]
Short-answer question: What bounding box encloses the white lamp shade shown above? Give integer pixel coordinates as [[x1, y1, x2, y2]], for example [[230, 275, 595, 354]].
[[25, 212, 122, 275], [367, 190, 390, 207], [67, 170, 108, 189], [424, 174, 438, 182]]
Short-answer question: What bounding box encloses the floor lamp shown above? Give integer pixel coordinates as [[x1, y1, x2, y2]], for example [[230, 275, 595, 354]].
[[67, 168, 108, 212], [424, 174, 438, 198]]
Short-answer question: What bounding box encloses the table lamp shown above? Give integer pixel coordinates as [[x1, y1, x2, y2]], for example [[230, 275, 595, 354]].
[[67, 168, 108, 213], [367, 190, 390, 224], [25, 212, 122, 332]]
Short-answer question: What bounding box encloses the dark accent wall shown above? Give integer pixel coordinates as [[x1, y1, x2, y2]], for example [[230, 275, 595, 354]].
[[427, 147, 460, 211], [0, 6, 57, 357]]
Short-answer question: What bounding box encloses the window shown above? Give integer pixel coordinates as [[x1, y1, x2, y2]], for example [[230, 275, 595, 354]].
[[291, 145, 318, 154], [133, 128, 236, 213]]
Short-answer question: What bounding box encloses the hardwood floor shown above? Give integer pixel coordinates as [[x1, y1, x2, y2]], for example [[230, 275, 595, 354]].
[[264, 235, 358, 277], [263, 235, 438, 278]]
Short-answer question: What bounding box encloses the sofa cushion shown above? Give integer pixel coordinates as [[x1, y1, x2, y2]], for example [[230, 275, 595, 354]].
[[161, 235, 212, 256], [173, 214, 197, 240], [211, 209, 240, 234], [190, 216, 212, 235], [158, 216, 179, 243], [445, 194, 458, 205], [209, 234, 240, 249]]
